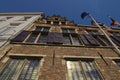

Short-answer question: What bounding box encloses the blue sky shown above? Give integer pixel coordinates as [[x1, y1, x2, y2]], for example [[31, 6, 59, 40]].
[[0, 0, 120, 26]]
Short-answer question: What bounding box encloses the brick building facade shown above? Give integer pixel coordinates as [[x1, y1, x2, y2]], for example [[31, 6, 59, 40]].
[[0, 13, 120, 80]]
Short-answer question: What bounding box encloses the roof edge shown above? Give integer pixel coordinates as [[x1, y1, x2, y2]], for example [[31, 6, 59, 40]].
[[0, 12, 44, 15]]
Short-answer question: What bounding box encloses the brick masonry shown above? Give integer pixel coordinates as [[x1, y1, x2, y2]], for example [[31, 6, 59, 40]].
[[0, 44, 118, 80]]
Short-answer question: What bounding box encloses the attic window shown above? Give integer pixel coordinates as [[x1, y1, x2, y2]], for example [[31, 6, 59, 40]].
[[6, 16, 13, 19], [47, 21, 51, 24], [10, 23, 21, 26], [61, 22, 65, 25], [53, 21, 59, 26], [55, 18, 58, 20]]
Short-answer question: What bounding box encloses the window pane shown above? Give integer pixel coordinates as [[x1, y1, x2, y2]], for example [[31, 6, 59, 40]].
[[99, 35, 112, 46], [47, 21, 51, 24], [84, 34, 100, 46], [79, 34, 90, 45], [46, 32, 63, 44], [0, 27, 15, 36], [0, 59, 24, 80], [81, 61, 102, 80], [26, 32, 39, 42], [42, 27, 50, 32], [54, 21, 59, 26], [69, 29, 75, 34], [0, 58, 40, 80], [71, 35, 80, 45], [114, 60, 120, 67], [11, 31, 30, 42], [66, 61, 84, 80], [111, 32, 120, 36], [62, 28, 68, 33], [63, 34, 71, 45], [37, 33, 48, 44], [110, 36, 120, 46], [18, 59, 40, 80], [92, 35, 106, 46], [87, 30, 99, 35], [34, 26, 42, 31]]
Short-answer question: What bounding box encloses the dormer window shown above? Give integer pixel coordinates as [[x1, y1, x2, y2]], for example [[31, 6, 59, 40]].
[[55, 18, 58, 20], [53, 21, 59, 26], [47, 21, 51, 24], [61, 22, 65, 25]]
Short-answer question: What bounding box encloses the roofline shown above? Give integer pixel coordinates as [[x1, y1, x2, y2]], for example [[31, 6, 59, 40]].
[[0, 12, 44, 15]]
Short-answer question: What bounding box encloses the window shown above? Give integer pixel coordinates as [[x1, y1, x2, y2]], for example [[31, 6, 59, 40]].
[[11, 31, 30, 42], [37, 33, 48, 44], [47, 21, 51, 24], [26, 32, 39, 43], [35, 26, 42, 31], [62, 28, 75, 34], [110, 35, 120, 46], [42, 27, 50, 32], [69, 29, 76, 34], [62, 28, 82, 46], [110, 32, 120, 36], [46, 32, 63, 44], [87, 30, 99, 35], [62, 28, 68, 33], [71, 34, 80, 45], [63, 34, 71, 45], [24, 17, 31, 20], [61, 22, 65, 25], [92, 35, 112, 46], [34, 26, 50, 32], [66, 59, 102, 80], [80, 34, 100, 46], [114, 59, 120, 67], [18, 17, 31, 21], [0, 57, 41, 80], [6, 16, 13, 20], [98, 35, 112, 46], [0, 27, 15, 36], [10, 23, 21, 26], [53, 21, 59, 26]]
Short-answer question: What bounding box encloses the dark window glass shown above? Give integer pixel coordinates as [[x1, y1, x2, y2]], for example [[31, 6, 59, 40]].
[[113, 59, 120, 67], [63, 34, 71, 45], [92, 35, 106, 46], [110, 35, 120, 46], [93, 35, 112, 46], [47, 32, 63, 44], [79, 34, 90, 45], [87, 30, 99, 35], [26, 32, 39, 42], [69, 29, 75, 34], [99, 35, 112, 46], [11, 31, 30, 42], [35, 26, 42, 31], [0, 58, 40, 80], [42, 27, 50, 32], [111, 32, 120, 36], [62, 28, 68, 33], [71, 34, 80, 45], [84, 34, 100, 46], [54, 21, 59, 26], [47, 21, 51, 24], [37, 33, 48, 44], [61, 22, 65, 25]]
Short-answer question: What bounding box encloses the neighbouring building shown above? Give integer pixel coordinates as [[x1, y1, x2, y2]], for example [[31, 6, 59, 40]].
[[0, 13, 120, 80], [0, 12, 44, 49]]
